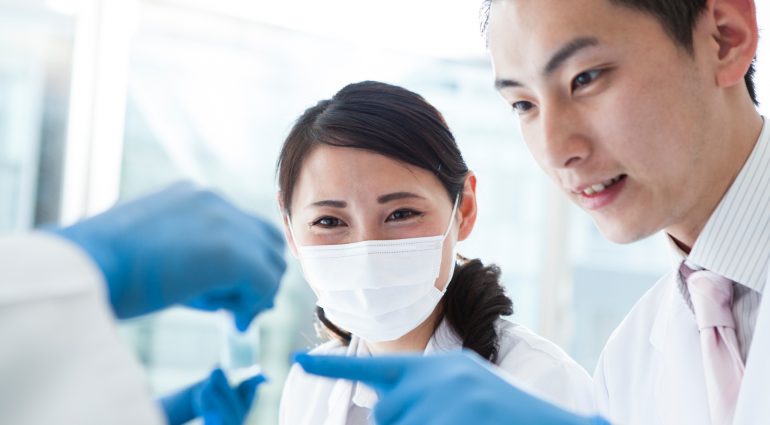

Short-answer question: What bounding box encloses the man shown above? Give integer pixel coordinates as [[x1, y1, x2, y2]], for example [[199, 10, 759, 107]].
[[295, 0, 769, 424], [0, 182, 287, 425]]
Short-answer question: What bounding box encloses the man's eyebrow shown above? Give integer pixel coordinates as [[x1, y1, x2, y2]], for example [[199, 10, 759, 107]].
[[494, 36, 599, 91], [377, 192, 425, 203], [543, 36, 599, 76]]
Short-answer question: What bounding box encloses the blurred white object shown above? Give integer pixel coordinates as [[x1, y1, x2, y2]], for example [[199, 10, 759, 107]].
[[220, 311, 262, 385], [0, 233, 164, 425]]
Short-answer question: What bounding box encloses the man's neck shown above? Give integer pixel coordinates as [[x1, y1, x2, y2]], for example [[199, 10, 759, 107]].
[[666, 112, 764, 249]]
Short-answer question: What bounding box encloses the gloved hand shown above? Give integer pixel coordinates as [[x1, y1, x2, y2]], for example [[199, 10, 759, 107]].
[[295, 350, 611, 425], [159, 368, 265, 425], [50, 182, 287, 330]]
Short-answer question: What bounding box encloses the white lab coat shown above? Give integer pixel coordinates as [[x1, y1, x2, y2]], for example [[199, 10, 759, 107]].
[[594, 268, 770, 425], [0, 233, 165, 425], [280, 318, 594, 425]]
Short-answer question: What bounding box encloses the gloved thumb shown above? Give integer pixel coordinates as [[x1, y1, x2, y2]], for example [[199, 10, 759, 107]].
[[233, 301, 273, 332], [237, 373, 268, 407], [234, 311, 255, 332]]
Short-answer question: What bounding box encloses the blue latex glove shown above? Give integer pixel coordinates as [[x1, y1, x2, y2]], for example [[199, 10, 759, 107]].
[[295, 350, 611, 425], [50, 182, 287, 330], [159, 367, 266, 425]]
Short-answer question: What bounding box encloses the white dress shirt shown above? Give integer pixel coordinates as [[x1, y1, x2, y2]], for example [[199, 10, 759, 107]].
[[672, 116, 770, 361]]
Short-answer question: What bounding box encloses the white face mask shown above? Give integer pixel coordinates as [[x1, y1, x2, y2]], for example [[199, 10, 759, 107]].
[[288, 197, 459, 342]]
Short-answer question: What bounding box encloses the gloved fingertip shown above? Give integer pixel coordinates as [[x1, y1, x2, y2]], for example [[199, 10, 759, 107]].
[[262, 297, 276, 312], [290, 350, 310, 365], [237, 374, 267, 408], [254, 373, 269, 385], [210, 368, 229, 386], [243, 373, 269, 388], [234, 313, 253, 332]]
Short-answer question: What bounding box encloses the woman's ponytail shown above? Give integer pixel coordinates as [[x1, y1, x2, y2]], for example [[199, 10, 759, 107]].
[[442, 256, 513, 363]]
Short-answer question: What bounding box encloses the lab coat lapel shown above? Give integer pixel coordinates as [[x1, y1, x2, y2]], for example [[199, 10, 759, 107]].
[[322, 321, 461, 425], [651, 275, 711, 425], [732, 270, 770, 425], [323, 338, 361, 425]]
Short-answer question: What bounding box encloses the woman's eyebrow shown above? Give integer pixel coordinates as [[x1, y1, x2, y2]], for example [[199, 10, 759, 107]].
[[307, 199, 347, 208], [377, 192, 425, 204]]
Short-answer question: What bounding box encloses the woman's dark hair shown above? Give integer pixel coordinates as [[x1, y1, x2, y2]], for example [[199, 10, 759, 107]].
[[276, 81, 513, 362], [480, 0, 758, 106]]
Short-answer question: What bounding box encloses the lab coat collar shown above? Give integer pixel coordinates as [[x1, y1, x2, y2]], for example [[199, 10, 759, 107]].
[[649, 271, 690, 351], [425, 317, 463, 354], [323, 334, 376, 425]]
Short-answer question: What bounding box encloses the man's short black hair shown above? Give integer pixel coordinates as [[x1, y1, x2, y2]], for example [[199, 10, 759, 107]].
[[481, 0, 758, 106]]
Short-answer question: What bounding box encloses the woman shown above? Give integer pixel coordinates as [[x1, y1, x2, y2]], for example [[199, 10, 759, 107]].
[[277, 81, 593, 424]]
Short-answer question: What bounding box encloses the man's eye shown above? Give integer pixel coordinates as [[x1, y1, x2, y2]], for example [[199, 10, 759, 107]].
[[512, 101, 535, 114], [387, 209, 421, 221], [572, 69, 601, 91], [312, 217, 344, 228]]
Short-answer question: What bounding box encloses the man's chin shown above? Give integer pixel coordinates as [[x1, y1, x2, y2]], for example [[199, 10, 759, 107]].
[[593, 219, 654, 245]]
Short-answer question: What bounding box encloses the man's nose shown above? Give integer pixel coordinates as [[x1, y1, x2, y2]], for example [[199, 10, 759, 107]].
[[539, 102, 592, 170]]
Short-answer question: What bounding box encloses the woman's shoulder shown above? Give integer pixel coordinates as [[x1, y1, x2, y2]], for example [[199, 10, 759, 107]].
[[493, 318, 595, 415], [495, 319, 578, 365]]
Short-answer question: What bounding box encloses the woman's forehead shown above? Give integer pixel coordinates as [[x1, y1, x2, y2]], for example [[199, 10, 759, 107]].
[[292, 145, 446, 206]]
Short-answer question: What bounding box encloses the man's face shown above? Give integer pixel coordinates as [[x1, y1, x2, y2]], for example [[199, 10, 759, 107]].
[[488, 0, 724, 244]]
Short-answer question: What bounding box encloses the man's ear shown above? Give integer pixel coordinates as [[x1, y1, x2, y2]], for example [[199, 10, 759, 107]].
[[702, 0, 758, 90], [277, 191, 298, 258], [457, 172, 478, 242]]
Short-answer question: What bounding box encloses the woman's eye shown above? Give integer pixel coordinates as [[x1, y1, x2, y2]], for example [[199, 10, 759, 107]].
[[572, 69, 601, 91], [387, 209, 421, 221], [512, 100, 535, 114], [312, 216, 344, 228]]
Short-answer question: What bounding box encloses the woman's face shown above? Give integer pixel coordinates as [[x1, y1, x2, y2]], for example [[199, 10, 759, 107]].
[[283, 144, 477, 292]]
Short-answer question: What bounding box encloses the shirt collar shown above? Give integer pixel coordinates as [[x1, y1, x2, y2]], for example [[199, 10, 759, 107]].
[[671, 116, 770, 293]]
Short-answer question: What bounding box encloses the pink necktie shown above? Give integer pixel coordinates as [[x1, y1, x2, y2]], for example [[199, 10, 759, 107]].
[[687, 269, 745, 425]]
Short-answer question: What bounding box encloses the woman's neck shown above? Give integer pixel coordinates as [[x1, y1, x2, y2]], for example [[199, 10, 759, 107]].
[[364, 306, 443, 355]]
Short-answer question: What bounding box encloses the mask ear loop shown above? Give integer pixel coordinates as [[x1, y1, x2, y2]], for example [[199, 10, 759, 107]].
[[277, 190, 302, 252], [284, 214, 323, 299], [437, 194, 461, 295], [442, 194, 461, 240], [284, 212, 303, 255]]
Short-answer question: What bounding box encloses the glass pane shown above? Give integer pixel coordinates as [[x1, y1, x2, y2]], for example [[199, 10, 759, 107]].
[[0, 1, 73, 231], [567, 209, 671, 369]]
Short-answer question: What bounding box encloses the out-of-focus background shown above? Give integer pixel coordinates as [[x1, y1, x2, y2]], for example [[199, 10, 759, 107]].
[[1, 0, 768, 423]]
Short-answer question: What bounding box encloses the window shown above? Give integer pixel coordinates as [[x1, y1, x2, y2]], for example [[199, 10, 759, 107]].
[[0, 2, 73, 231]]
